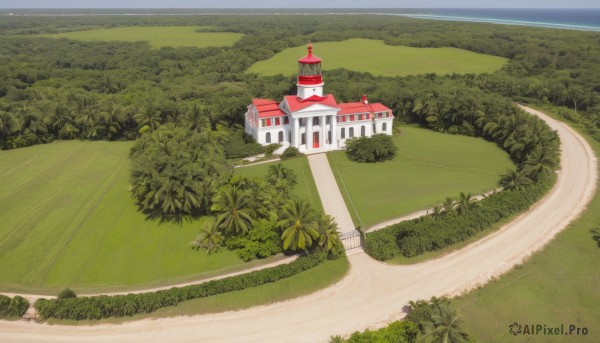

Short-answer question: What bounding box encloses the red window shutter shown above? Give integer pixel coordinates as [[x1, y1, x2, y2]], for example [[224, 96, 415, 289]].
[[266, 118, 271, 126], [275, 118, 280, 125]]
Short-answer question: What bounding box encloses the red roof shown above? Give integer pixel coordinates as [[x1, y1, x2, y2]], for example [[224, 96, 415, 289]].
[[252, 99, 277, 106], [252, 99, 286, 118], [298, 42, 321, 64], [369, 103, 392, 113], [284, 94, 338, 112], [338, 101, 392, 115]]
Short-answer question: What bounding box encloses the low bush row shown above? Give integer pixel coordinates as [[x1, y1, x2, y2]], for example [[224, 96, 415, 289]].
[[364, 173, 555, 260], [0, 294, 30, 318], [34, 252, 326, 320]]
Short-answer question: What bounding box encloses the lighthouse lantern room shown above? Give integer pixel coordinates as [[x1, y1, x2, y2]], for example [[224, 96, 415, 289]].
[[297, 41, 324, 99]]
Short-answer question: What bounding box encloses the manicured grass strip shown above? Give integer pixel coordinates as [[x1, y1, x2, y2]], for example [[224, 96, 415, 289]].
[[454, 109, 600, 343], [46, 256, 349, 325], [247, 38, 507, 77], [32, 26, 243, 49], [34, 253, 332, 321], [328, 126, 513, 227], [235, 157, 324, 212], [0, 141, 245, 293], [364, 172, 555, 260]]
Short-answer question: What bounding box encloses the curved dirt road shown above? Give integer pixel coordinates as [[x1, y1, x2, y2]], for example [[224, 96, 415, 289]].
[[0, 106, 596, 342]]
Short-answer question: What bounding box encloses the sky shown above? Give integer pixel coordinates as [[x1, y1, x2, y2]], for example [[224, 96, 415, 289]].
[[1, 0, 599, 9]]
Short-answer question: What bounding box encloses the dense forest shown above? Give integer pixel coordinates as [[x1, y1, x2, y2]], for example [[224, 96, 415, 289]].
[[0, 14, 599, 150]]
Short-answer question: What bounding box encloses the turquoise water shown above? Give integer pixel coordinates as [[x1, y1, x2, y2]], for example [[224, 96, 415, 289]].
[[397, 8, 600, 32]]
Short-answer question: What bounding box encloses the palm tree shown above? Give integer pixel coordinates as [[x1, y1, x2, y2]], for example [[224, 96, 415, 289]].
[[524, 146, 559, 178], [134, 102, 161, 131], [191, 223, 224, 254], [317, 215, 342, 253], [441, 197, 456, 215], [430, 204, 444, 220], [422, 304, 469, 343], [99, 101, 127, 139], [0, 111, 19, 139], [181, 103, 210, 132], [280, 198, 320, 251], [456, 192, 478, 214], [499, 169, 533, 191], [267, 163, 297, 191], [211, 185, 254, 236]]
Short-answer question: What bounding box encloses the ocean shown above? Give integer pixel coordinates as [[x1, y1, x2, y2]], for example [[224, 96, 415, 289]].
[[394, 8, 600, 32], [1, 8, 599, 32]]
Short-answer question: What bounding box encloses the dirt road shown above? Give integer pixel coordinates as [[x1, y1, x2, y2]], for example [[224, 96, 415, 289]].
[[0, 106, 596, 342]]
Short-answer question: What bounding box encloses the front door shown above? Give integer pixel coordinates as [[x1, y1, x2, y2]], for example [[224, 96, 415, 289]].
[[313, 132, 319, 148]]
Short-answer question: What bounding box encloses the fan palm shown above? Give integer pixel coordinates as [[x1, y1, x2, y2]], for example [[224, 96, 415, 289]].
[[317, 215, 342, 253], [499, 169, 533, 191], [441, 197, 456, 215], [280, 198, 320, 251], [456, 192, 478, 214], [524, 146, 559, 178], [430, 204, 444, 220], [211, 185, 254, 236], [191, 223, 224, 254], [422, 304, 469, 343]]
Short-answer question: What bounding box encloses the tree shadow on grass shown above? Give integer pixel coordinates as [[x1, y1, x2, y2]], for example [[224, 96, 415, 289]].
[[591, 228, 600, 248], [137, 205, 205, 227]]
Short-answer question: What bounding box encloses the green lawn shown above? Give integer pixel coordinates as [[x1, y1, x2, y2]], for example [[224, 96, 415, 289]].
[[33, 26, 243, 49], [49, 256, 349, 325], [247, 38, 507, 77], [328, 126, 513, 227], [454, 111, 600, 343], [0, 141, 252, 294], [235, 157, 323, 212]]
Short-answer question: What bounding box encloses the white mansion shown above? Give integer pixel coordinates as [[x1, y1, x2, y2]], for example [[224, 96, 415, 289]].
[[244, 42, 394, 153]]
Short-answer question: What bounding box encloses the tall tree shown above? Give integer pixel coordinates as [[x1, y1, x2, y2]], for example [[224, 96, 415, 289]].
[[280, 198, 320, 251], [423, 304, 469, 343], [212, 185, 254, 236]]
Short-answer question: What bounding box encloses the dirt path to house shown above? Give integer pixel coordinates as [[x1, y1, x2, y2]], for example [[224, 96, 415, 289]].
[[307, 153, 356, 234], [0, 105, 596, 343]]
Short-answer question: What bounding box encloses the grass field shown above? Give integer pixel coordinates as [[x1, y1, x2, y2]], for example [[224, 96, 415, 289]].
[[235, 157, 323, 212], [34, 26, 243, 49], [0, 141, 250, 294], [49, 256, 349, 325], [247, 39, 508, 77], [455, 109, 600, 343], [328, 126, 513, 227]]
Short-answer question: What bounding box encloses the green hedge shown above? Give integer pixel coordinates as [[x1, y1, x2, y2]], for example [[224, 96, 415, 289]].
[[364, 173, 555, 260], [0, 294, 30, 318], [34, 252, 326, 320]]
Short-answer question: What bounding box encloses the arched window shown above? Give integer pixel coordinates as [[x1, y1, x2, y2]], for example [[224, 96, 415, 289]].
[[278, 131, 284, 143], [341, 128, 345, 139], [361, 126, 366, 136], [266, 132, 271, 144], [349, 127, 354, 137], [382, 123, 387, 132]]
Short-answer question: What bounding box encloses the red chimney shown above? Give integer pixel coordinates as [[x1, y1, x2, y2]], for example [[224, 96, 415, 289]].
[[361, 95, 368, 104]]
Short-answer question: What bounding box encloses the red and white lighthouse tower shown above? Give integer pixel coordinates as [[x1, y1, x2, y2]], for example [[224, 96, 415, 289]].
[[296, 41, 324, 99]]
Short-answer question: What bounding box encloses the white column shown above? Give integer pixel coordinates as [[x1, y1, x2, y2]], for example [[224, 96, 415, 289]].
[[306, 116, 313, 150], [320, 115, 325, 148], [331, 114, 338, 149], [293, 117, 300, 148]]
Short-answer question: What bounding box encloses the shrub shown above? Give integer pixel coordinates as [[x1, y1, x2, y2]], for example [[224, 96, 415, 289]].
[[364, 173, 555, 260], [0, 295, 30, 318], [34, 252, 327, 320], [345, 134, 397, 163], [280, 146, 303, 160], [58, 288, 77, 300], [224, 132, 264, 159], [263, 143, 281, 156]]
